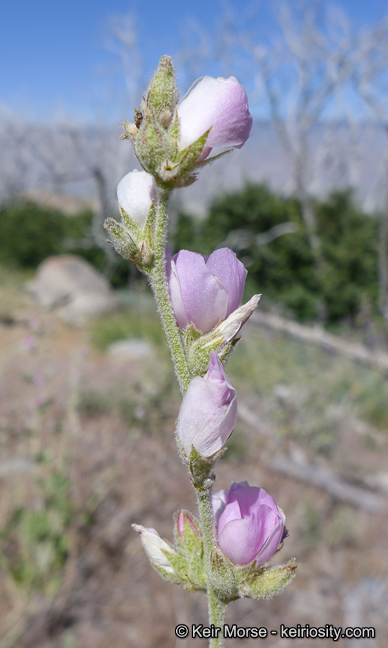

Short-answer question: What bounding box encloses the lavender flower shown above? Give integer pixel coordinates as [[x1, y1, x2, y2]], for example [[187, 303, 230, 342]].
[[213, 481, 286, 566], [176, 352, 237, 457], [167, 248, 247, 333]]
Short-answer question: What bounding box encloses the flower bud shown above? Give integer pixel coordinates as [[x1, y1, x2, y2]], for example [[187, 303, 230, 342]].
[[145, 55, 178, 122], [177, 511, 200, 541], [104, 169, 157, 270], [178, 76, 253, 161], [120, 57, 252, 186], [176, 351, 237, 458], [132, 524, 177, 575], [213, 482, 286, 566], [166, 248, 247, 333], [117, 170, 156, 229]]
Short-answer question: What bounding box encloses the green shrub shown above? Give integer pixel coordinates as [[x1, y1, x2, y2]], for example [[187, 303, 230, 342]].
[[173, 185, 379, 323], [0, 200, 130, 286], [316, 191, 378, 320]]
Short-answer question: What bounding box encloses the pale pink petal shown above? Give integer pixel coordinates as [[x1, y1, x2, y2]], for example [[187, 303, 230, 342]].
[[178, 76, 253, 155]]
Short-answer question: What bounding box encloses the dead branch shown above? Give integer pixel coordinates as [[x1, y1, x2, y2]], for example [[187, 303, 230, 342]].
[[270, 456, 386, 511], [252, 310, 388, 375], [238, 400, 387, 511], [222, 222, 298, 252]]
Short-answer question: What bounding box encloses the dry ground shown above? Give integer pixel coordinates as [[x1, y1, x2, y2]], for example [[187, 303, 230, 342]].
[[0, 280, 387, 648]]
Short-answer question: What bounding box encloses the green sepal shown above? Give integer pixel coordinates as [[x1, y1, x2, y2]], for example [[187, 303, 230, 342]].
[[208, 546, 239, 602], [167, 552, 206, 592], [121, 57, 234, 189], [168, 109, 180, 142], [172, 511, 206, 591], [150, 560, 189, 587], [118, 206, 143, 238], [238, 559, 300, 600], [140, 531, 205, 591], [135, 119, 179, 183], [143, 203, 156, 238], [104, 218, 139, 260], [187, 445, 216, 489], [174, 510, 202, 552], [185, 323, 231, 377], [104, 217, 154, 272], [183, 323, 202, 346], [177, 128, 211, 177], [135, 121, 167, 173]]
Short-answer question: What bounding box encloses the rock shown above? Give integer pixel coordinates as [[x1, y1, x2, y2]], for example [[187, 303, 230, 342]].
[[26, 254, 118, 324], [107, 339, 154, 360]]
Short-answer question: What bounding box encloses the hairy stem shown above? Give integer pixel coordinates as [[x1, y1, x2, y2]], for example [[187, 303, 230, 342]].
[[149, 187, 192, 393], [196, 485, 227, 648], [151, 186, 227, 645]]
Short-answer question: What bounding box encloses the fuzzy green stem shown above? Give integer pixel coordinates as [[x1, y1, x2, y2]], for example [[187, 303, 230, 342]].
[[150, 185, 227, 645], [207, 588, 227, 648], [149, 187, 192, 394], [196, 485, 227, 648]]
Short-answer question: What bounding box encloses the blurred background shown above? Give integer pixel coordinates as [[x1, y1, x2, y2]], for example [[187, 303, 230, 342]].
[[1, 0, 388, 646]]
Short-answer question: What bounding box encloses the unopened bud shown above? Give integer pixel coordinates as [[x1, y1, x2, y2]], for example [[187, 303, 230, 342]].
[[146, 55, 178, 122], [132, 524, 177, 575], [177, 511, 200, 541], [176, 352, 237, 458], [116, 170, 156, 229]]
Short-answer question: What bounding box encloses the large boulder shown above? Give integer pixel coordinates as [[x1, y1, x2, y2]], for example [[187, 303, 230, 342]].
[[26, 254, 118, 324]]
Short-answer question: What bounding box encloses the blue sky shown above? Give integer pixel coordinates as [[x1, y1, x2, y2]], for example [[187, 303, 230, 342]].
[[1, 0, 388, 123]]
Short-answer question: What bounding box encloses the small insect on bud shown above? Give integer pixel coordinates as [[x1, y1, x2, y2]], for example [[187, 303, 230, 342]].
[[134, 108, 143, 129]]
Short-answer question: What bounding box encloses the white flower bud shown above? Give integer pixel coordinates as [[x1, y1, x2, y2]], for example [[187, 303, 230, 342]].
[[132, 524, 177, 574], [117, 170, 156, 229]]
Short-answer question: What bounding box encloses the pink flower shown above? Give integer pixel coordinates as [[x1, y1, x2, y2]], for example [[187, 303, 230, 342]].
[[176, 352, 237, 457], [213, 482, 286, 566], [178, 76, 253, 161], [117, 170, 156, 228], [166, 248, 247, 333]]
